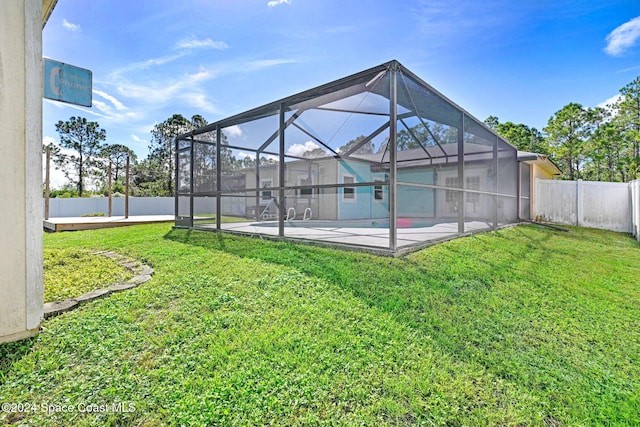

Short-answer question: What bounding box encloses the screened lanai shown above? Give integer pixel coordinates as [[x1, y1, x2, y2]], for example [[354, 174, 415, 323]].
[[175, 60, 519, 255]]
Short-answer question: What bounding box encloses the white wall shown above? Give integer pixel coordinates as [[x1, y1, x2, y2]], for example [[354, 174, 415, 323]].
[[44, 196, 246, 218], [45, 197, 175, 217], [534, 179, 633, 233], [0, 0, 43, 344]]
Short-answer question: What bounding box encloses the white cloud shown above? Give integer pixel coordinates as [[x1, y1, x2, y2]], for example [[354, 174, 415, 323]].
[[186, 69, 215, 82], [267, 0, 291, 7], [181, 92, 218, 114], [597, 94, 622, 120], [286, 141, 321, 157], [62, 18, 81, 32], [89, 96, 141, 124], [109, 53, 188, 79], [605, 16, 640, 56], [131, 134, 145, 143], [597, 94, 622, 109], [224, 125, 243, 137], [176, 37, 229, 50], [93, 90, 127, 111], [247, 59, 297, 69], [115, 77, 206, 109]]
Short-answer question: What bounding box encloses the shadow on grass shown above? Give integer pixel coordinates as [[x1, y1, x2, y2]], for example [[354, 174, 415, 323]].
[[162, 225, 562, 330]]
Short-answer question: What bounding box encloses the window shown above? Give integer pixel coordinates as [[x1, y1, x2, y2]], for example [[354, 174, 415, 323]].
[[374, 180, 384, 201], [343, 175, 355, 201], [260, 179, 273, 203], [445, 177, 458, 203], [297, 175, 313, 199], [466, 176, 480, 203]]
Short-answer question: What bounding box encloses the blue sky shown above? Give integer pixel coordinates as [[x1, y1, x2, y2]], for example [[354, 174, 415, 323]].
[[43, 0, 640, 185]]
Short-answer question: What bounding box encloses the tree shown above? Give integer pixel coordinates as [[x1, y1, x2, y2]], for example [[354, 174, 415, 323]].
[[484, 117, 548, 154], [484, 115, 500, 130], [302, 147, 328, 158], [338, 135, 374, 155], [616, 77, 640, 179], [148, 114, 208, 196], [396, 122, 457, 151], [544, 103, 591, 180], [102, 144, 136, 181], [54, 116, 106, 196], [130, 158, 166, 196]]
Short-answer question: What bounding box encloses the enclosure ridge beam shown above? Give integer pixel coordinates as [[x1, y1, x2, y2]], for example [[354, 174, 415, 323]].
[[399, 118, 433, 159], [343, 122, 391, 158], [399, 71, 449, 159], [291, 122, 342, 158], [257, 108, 305, 154], [315, 106, 390, 117]]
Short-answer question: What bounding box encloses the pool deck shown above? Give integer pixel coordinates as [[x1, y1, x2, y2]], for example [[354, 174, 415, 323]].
[[44, 215, 175, 232], [194, 220, 495, 252]]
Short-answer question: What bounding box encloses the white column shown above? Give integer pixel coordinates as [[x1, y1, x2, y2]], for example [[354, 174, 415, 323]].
[[0, 0, 43, 343]]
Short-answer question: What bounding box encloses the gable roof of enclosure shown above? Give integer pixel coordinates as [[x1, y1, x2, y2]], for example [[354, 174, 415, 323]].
[[177, 60, 515, 155]]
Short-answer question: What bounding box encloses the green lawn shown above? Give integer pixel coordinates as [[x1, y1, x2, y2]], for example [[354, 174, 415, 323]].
[[1, 224, 639, 426]]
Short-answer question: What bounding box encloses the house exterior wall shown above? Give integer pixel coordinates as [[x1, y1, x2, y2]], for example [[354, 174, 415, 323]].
[[0, 0, 43, 343], [431, 165, 496, 221], [397, 169, 435, 217], [338, 160, 388, 220], [529, 163, 555, 220]]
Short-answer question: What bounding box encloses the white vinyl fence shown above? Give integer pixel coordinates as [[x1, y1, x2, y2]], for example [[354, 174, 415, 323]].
[[632, 180, 640, 241], [44, 196, 230, 219], [535, 179, 639, 238], [44, 197, 175, 217]]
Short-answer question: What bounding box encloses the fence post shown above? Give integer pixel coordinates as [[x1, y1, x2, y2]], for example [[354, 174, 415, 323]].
[[632, 180, 636, 239], [576, 179, 582, 227], [125, 156, 130, 219], [108, 161, 112, 217], [44, 147, 50, 220]]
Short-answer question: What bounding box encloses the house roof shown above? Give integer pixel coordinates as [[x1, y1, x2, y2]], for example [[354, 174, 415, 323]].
[[517, 151, 562, 176], [42, 0, 58, 27]]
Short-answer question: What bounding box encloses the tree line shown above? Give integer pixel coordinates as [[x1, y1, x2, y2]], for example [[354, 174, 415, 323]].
[[485, 76, 640, 182], [46, 75, 640, 197], [45, 114, 207, 197]]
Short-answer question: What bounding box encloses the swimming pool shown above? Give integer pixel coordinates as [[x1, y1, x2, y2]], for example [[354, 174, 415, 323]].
[[250, 218, 443, 229]]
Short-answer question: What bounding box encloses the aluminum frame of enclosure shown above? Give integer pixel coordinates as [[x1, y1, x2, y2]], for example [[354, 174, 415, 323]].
[[175, 60, 519, 256]]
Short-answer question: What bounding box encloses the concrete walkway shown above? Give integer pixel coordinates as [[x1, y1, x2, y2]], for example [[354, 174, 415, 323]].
[[195, 220, 496, 252]]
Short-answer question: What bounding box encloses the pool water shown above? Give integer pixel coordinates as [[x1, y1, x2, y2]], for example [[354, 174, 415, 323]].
[[250, 218, 442, 229]]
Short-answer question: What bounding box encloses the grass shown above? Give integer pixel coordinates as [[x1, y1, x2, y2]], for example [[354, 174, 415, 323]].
[[1, 223, 639, 426], [43, 248, 133, 303]]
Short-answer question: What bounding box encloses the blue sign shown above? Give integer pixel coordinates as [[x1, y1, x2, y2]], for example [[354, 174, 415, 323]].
[[44, 58, 92, 107]]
